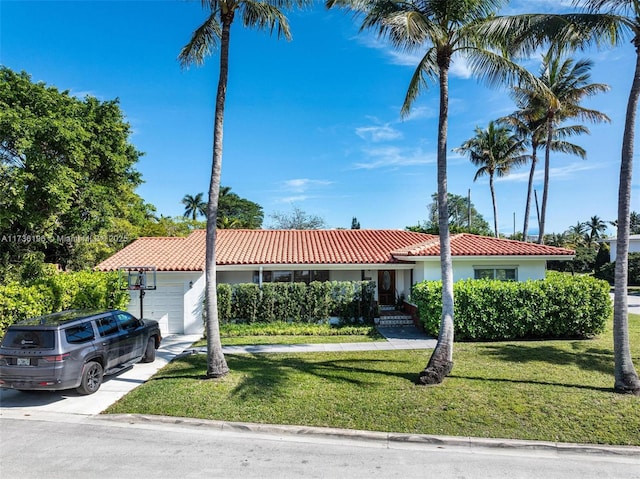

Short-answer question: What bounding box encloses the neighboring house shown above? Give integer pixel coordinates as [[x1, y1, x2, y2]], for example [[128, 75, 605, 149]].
[[97, 229, 574, 335], [599, 235, 640, 260]]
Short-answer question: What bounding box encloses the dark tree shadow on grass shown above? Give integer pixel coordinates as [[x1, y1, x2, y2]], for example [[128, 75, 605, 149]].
[[449, 374, 614, 393], [477, 343, 614, 375], [148, 352, 418, 399]]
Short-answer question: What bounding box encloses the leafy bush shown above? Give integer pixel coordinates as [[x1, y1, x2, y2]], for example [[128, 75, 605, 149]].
[[0, 271, 128, 337], [595, 252, 640, 286], [219, 280, 376, 325], [216, 283, 232, 323], [411, 272, 611, 341]]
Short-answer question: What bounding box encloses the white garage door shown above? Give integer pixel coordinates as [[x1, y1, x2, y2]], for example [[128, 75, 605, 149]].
[[128, 283, 184, 334]]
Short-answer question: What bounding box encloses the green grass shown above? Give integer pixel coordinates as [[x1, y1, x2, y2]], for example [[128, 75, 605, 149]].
[[105, 314, 640, 446]]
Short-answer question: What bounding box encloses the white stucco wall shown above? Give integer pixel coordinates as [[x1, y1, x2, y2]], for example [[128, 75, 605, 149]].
[[604, 236, 640, 259], [414, 257, 548, 283]]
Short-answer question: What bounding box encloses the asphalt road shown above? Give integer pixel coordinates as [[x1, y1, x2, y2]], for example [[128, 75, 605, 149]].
[[1, 414, 639, 479]]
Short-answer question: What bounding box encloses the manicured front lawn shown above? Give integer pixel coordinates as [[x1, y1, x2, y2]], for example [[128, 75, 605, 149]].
[[105, 314, 640, 446]]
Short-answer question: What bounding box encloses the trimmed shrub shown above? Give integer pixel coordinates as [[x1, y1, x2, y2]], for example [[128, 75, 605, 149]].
[[0, 271, 128, 338], [232, 283, 261, 323], [222, 280, 376, 325], [412, 272, 611, 341], [217, 283, 232, 323]]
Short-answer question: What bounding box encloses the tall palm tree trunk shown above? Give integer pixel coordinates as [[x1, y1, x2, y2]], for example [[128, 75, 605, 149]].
[[489, 174, 499, 237], [522, 146, 538, 241], [204, 14, 232, 379], [537, 117, 553, 244], [418, 64, 454, 385], [613, 36, 640, 395]]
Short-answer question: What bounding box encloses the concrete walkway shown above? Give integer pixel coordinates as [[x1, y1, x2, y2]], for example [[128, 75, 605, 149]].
[[211, 326, 437, 355]]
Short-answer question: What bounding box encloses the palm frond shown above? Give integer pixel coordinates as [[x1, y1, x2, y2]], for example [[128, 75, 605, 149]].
[[179, 12, 222, 67], [401, 47, 438, 117], [241, 2, 293, 40]]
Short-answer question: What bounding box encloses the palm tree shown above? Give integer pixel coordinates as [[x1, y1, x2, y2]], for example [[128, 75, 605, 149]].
[[482, 0, 640, 394], [499, 95, 546, 241], [327, 0, 536, 385], [455, 121, 528, 237], [500, 86, 589, 242], [512, 52, 610, 244], [181, 193, 207, 220], [584, 214, 608, 246], [179, 0, 310, 378]]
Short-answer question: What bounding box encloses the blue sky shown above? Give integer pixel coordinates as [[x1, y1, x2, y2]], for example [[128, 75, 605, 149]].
[[1, 0, 637, 236]]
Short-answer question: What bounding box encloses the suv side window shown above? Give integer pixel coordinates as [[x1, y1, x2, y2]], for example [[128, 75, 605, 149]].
[[65, 322, 95, 344], [96, 316, 119, 337], [115, 312, 139, 332]]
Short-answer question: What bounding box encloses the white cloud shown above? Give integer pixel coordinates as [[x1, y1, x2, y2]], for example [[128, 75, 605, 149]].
[[278, 195, 309, 204], [355, 124, 403, 142], [282, 178, 333, 193], [403, 105, 437, 121], [497, 161, 602, 183], [353, 146, 435, 170]]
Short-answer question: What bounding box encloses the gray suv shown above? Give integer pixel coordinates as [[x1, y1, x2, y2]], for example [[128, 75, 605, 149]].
[[0, 309, 161, 395]]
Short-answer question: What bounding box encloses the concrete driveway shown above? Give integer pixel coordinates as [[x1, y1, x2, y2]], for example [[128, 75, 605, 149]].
[[0, 334, 200, 418]]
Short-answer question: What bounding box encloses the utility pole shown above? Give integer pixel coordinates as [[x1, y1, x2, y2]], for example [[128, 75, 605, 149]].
[[468, 189, 471, 232]]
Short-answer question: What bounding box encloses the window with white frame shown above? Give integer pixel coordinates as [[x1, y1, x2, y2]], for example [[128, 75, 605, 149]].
[[474, 267, 517, 281]]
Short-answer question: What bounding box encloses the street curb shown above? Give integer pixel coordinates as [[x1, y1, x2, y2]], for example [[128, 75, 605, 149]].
[[96, 413, 640, 458]]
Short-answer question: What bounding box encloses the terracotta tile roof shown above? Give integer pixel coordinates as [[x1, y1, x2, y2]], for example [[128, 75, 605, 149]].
[[392, 233, 575, 257], [97, 232, 206, 272], [215, 229, 433, 265], [96, 230, 574, 272]]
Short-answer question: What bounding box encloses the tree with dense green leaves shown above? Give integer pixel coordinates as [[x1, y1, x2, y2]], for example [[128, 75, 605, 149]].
[[631, 211, 640, 234], [179, 0, 310, 379], [218, 185, 263, 228], [351, 217, 361, 229], [328, 0, 538, 385], [0, 67, 152, 271], [455, 121, 528, 237], [408, 193, 492, 236], [268, 207, 328, 229], [182, 193, 207, 220]]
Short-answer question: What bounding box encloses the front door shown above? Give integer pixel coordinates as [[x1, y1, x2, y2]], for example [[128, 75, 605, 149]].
[[377, 270, 396, 306]]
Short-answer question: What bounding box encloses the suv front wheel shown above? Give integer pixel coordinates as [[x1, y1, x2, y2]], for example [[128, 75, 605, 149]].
[[77, 361, 103, 395]]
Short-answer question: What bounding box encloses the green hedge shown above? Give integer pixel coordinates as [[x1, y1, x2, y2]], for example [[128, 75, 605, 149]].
[[411, 272, 611, 341], [0, 271, 130, 337], [218, 280, 376, 325]]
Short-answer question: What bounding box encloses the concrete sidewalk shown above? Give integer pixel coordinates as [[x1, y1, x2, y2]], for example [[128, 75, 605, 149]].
[[213, 326, 437, 355]]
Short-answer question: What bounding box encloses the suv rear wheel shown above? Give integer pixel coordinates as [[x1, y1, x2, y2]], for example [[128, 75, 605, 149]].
[[77, 361, 103, 395], [141, 337, 156, 363]]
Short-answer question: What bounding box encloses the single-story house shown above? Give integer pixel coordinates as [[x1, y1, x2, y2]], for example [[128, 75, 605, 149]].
[[97, 229, 574, 335], [599, 234, 640, 259]]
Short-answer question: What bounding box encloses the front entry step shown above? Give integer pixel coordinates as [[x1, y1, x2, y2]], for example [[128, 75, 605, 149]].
[[376, 308, 414, 327]]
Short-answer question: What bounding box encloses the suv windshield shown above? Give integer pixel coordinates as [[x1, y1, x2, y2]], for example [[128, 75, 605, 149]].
[[1, 330, 55, 350]]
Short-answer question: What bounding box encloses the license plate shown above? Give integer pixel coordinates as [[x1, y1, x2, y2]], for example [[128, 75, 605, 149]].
[[17, 358, 30, 366]]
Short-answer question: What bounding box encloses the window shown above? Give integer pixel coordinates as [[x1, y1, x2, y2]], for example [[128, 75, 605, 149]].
[[474, 267, 517, 281], [96, 316, 119, 337], [253, 270, 330, 284], [272, 271, 293, 283], [1, 330, 55, 349], [65, 323, 95, 344], [115, 312, 139, 331]]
